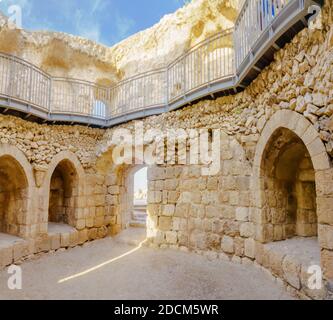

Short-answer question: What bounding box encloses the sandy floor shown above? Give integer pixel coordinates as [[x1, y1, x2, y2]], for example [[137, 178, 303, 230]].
[[0, 230, 294, 300]]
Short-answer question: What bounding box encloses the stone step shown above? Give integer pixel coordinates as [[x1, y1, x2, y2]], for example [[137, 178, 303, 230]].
[[132, 215, 147, 222], [132, 212, 147, 221], [129, 220, 147, 228]]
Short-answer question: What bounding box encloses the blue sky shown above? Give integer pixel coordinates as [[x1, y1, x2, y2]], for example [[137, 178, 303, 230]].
[[134, 167, 148, 193], [0, 0, 185, 46]]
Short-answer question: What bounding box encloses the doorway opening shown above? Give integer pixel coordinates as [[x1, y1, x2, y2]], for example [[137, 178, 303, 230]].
[[259, 127, 320, 273], [117, 166, 148, 246]]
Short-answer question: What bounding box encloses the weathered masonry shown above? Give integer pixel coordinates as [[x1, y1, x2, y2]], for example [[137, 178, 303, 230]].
[[0, 0, 333, 300]]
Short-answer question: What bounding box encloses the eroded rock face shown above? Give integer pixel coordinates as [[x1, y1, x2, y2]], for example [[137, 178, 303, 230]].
[[108, 0, 238, 78], [0, 0, 333, 300], [0, 0, 238, 83]]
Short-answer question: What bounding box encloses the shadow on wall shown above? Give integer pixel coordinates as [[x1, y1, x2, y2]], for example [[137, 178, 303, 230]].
[[0, 155, 28, 237], [261, 128, 318, 241], [49, 159, 79, 227]]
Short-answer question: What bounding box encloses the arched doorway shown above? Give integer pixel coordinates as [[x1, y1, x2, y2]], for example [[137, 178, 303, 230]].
[[260, 127, 317, 241], [48, 159, 78, 227], [251, 110, 333, 292], [0, 155, 29, 237]]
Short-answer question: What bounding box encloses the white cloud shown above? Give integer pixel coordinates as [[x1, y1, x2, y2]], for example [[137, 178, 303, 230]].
[[78, 24, 101, 42], [91, 0, 108, 14], [115, 13, 135, 39], [73, 9, 101, 43]]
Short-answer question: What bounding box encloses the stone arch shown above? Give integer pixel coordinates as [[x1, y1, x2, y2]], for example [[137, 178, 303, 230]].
[[252, 110, 331, 243], [42, 151, 85, 229], [0, 144, 35, 238]]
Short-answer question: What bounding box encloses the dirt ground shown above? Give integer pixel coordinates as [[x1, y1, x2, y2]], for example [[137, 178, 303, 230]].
[[0, 229, 294, 300]]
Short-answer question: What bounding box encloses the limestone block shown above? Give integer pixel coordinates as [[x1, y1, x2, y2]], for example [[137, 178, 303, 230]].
[[106, 195, 118, 205], [178, 192, 191, 203], [236, 207, 249, 222], [94, 216, 104, 228], [76, 219, 86, 230], [267, 248, 285, 278], [207, 177, 219, 190], [60, 233, 70, 248], [228, 191, 239, 206], [273, 225, 285, 241], [108, 186, 120, 195], [254, 241, 265, 265], [162, 204, 175, 217], [317, 197, 333, 225], [203, 219, 213, 232], [88, 228, 98, 240], [307, 137, 326, 157], [159, 216, 172, 231], [94, 185, 106, 195], [222, 235, 234, 254], [50, 234, 61, 251], [69, 231, 79, 247], [319, 224, 333, 250], [96, 207, 105, 217], [78, 229, 88, 244], [244, 238, 255, 259], [316, 169, 333, 196], [172, 217, 181, 231], [190, 231, 207, 250], [240, 222, 255, 238], [312, 92, 327, 107], [218, 191, 229, 204], [222, 219, 240, 237], [105, 174, 118, 185], [151, 230, 165, 245], [199, 191, 217, 205], [13, 241, 33, 262], [205, 206, 220, 219], [97, 226, 108, 238], [322, 249, 333, 281], [86, 218, 94, 228], [147, 204, 160, 217], [148, 191, 162, 204], [190, 192, 202, 204], [167, 191, 180, 204], [282, 255, 301, 289], [0, 246, 13, 269], [164, 179, 179, 190], [165, 231, 178, 244], [234, 237, 244, 257], [154, 180, 164, 191], [220, 205, 235, 219], [35, 235, 51, 253], [148, 167, 165, 181]]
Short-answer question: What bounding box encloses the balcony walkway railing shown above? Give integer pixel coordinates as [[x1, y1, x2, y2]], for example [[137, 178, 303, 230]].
[[0, 0, 322, 127]]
